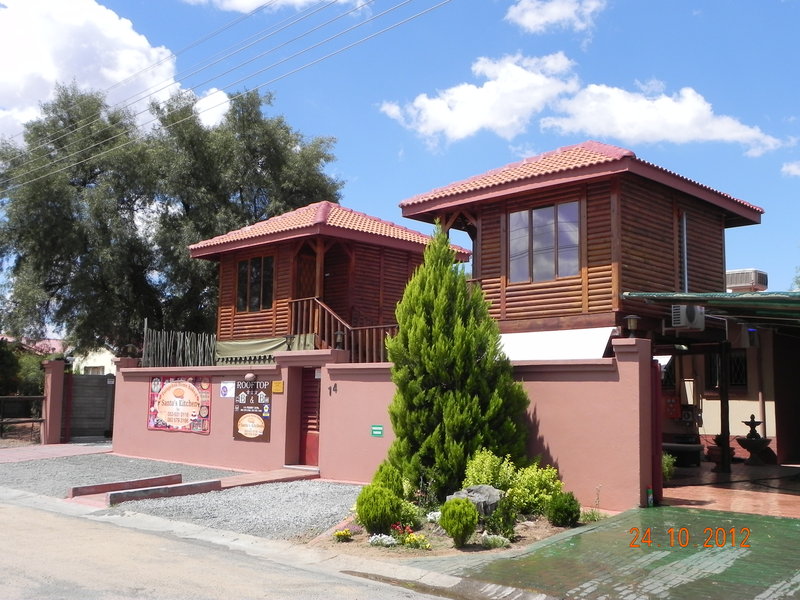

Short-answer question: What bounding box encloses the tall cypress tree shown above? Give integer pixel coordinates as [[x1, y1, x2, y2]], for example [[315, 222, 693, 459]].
[[386, 224, 529, 499]]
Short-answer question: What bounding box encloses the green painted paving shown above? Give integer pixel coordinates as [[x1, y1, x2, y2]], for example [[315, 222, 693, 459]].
[[465, 507, 800, 599]]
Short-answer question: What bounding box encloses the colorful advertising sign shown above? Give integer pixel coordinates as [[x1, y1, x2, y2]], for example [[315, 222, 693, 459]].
[[233, 379, 271, 442], [148, 376, 211, 434]]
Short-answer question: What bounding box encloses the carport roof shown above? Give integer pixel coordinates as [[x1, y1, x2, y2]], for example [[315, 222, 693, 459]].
[[623, 291, 800, 329]]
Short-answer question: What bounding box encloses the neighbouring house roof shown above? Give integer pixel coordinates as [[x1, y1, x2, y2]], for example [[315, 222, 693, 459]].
[[189, 201, 470, 260], [0, 336, 66, 355], [401, 141, 763, 228]]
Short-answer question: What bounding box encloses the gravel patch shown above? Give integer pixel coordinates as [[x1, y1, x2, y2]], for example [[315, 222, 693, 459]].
[[0, 453, 362, 541], [101, 480, 362, 540], [0, 454, 239, 498]]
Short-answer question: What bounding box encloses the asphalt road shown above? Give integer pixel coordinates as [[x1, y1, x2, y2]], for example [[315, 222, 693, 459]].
[[0, 500, 440, 600]]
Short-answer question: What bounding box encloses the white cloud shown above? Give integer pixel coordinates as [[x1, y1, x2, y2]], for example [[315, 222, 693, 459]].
[[542, 84, 782, 157], [0, 0, 178, 139], [195, 88, 231, 128], [506, 0, 607, 33], [380, 53, 579, 146], [182, 0, 354, 11], [782, 161, 800, 177]]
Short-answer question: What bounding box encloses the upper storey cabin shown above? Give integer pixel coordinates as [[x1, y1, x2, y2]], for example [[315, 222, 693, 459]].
[[190, 201, 467, 363], [400, 141, 763, 343]]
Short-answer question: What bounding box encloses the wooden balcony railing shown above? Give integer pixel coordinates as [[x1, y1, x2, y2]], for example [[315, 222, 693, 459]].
[[288, 297, 397, 363]]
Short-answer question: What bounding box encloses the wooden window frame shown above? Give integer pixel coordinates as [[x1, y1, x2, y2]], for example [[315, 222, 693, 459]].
[[236, 255, 275, 313], [508, 200, 581, 283]]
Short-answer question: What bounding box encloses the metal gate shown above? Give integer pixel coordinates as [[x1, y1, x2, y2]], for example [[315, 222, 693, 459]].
[[64, 374, 115, 440]]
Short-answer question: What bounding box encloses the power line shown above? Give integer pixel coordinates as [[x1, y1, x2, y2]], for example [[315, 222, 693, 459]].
[[4, 0, 343, 165], [2, 0, 437, 192]]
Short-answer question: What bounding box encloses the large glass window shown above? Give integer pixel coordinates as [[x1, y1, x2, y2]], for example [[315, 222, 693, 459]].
[[236, 256, 274, 312], [509, 201, 580, 283]]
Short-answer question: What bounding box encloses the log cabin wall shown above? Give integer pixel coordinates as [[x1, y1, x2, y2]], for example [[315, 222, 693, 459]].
[[350, 243, 423, 326], [216, 239, 425, 341], [216, 243, 293, 341], [474, 181, 615, 331], [618, 174, 726, 320]]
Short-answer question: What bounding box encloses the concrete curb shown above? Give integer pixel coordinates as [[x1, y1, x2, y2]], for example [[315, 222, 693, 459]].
[[106, 479, 222, 505]]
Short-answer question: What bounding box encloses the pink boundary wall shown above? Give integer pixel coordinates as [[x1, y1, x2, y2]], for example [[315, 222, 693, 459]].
[[109, 339, 654, 512]]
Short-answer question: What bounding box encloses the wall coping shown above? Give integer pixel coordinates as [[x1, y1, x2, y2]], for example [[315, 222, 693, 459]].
[[513, 358, 617, 374], [119, 365, 280, 377], [326, 362, 393, 376]]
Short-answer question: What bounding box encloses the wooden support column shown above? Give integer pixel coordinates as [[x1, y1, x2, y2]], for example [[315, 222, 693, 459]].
[[717, 340, 732, 473]]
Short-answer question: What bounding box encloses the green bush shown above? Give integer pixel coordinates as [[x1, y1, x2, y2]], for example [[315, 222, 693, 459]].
[[481, 534, 510, 549], [462, 448, 517, 491], [484, 495, 518, 539], [511, 463, 563, 515], [398, 499, 424, 529], [372, 461, 404, 498], [439, 498, 479, 547], [356, 484, 403, 534], [546, 491, 581, 527], [662, 453, 677, 482]]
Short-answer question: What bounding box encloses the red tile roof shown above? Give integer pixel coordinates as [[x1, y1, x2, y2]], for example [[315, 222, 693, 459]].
[[400, 141, 763, 223], [189, 201, 468, 258]]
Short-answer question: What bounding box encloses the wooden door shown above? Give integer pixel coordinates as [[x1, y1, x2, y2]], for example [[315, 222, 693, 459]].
[[299, 367, 320, 466], [295, 249, 316, 299]]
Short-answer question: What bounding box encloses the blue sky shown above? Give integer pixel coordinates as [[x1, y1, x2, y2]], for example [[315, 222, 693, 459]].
[[1, 0, 799, 289]]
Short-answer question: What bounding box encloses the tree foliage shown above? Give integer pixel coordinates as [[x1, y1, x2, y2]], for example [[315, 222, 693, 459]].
[[0, 84, 341, 353], [385, 225, 529, 500]]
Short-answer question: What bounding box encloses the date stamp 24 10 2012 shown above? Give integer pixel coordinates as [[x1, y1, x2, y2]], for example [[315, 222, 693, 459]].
[[629, 527, 751, 549]]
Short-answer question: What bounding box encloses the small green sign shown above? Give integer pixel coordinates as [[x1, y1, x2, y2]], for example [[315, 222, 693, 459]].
[[371, 425, 384, 437]]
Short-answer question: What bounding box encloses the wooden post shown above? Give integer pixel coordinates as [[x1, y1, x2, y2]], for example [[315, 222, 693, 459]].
[[717, 341, 732, 473], [41, 360, 66, 445]]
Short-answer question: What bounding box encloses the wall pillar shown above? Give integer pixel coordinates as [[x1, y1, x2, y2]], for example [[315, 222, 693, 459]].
[[41, 360, 66, 445], [611, 337, 654, 508]]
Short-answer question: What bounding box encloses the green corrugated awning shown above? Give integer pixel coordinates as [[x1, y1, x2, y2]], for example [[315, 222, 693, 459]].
[[623, 291, 800, 328]]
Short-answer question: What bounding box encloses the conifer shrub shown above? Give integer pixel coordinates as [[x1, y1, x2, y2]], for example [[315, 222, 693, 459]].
[[356, 484, 403, 534], [372, 461, 404, 499], [546, 491, 581, 527], [462, 448, 518, 491], [439, 498, 479, 547]]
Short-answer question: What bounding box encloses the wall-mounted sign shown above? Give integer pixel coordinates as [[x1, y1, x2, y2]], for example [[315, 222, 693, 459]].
[[233, 379, 271, 442], [371, 425, 384, 437], [271, 380, 284, 394], [219, 381, 235, 398], [148, 377, 211, 434]]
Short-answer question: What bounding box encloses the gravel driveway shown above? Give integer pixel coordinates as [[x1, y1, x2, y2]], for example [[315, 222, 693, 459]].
[[0, 453, 362, 541]]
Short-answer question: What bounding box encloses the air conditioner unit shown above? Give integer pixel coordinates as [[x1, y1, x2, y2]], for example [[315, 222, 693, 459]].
[[671, 304, 705, 330]]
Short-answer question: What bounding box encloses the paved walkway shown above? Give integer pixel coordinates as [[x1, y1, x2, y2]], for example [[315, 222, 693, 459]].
[[0, 442, 112, 463]]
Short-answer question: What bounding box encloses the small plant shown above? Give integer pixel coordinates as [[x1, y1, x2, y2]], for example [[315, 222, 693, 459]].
[[510, 462, 563, 515], [368, 534, 398, 547], [662, 452, 677, 481], [403, 532, 432, 550], [372, 461, 404, 498], [439, 497, 479, 547], [463, 448, 518, 491], [546, 491, 581, 527], [356, 484, 403, 534], [399, 499, 424, 529], [484, 495, 518, 539], [426, 511, 441, 523], [390, 522, 414, 544], [332, 528, 352, 542], [580, 508, 605, 523], [413, 474, 441, 511], [481, 534, 510, 549]]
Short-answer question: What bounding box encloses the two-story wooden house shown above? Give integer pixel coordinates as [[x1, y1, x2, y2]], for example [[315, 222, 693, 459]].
[[400, 141, 763, 345]]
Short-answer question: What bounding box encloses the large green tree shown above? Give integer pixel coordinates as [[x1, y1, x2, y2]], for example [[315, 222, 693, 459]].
[[385, 225, 529, 500], [0, 84, 341, 353]]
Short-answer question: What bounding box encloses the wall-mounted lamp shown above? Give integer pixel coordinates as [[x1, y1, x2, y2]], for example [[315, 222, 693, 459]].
[[334, 330, 345, 350], [625, 314, 641, 338], [244, 372, 257, 382], [284, 334, 296, 351]]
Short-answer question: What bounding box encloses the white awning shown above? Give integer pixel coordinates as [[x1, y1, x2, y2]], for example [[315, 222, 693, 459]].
[[499, 327, 616, 361]]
